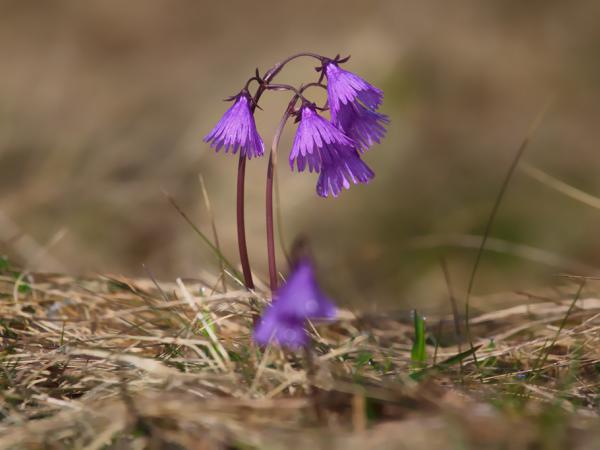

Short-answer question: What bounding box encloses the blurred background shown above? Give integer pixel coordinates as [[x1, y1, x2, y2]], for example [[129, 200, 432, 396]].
[[2, 0, 600, 312]]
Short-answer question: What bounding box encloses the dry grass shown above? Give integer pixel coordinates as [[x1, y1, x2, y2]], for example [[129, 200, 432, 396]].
[[1, 265, 600, 449]]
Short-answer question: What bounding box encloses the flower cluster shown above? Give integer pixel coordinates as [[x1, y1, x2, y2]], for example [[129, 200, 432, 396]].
[[202, 53, 386, 345], [254, 259, 336, 349], [204, 55, 387, 197]]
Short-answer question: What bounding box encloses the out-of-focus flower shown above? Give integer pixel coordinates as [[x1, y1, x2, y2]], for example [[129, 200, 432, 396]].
[[253, 313, 308, 349], [324, 61, 384, 122], [204, 90, 264, 159], [289, 103, 375, 197], [253, 259, 337, 349]]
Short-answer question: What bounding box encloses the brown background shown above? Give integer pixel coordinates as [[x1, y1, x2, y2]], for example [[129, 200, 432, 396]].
[[2, 0, 600, 311]]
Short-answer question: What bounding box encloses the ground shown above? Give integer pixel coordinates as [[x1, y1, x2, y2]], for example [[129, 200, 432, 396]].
[[1, 263, 599, 450]]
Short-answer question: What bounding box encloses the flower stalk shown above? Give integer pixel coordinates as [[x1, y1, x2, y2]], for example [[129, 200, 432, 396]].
[[236, 154, 254, 289], [266, 96, 299, 291], [234, 54, 321, 291], [205, 51, 387, 295]]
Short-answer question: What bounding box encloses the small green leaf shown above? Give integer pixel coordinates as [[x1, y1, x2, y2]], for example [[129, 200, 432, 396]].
[[355, 351, 373, 369], [17, 282, 31, 294], [0, 257, 10, 271], [411, 309, 427, 367]]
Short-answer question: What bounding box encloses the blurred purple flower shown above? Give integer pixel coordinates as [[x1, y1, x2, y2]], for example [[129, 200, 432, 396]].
[[253, 314, 309, 349], [204, 90, 264, 159], [254, 259, 337, 349], [334, 102, 389, 152], [324, 61, 384, 122], [289, 104, 375, 197]]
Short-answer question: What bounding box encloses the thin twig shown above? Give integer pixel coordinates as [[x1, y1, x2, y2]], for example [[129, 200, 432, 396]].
[[464, 98, 554, 368]]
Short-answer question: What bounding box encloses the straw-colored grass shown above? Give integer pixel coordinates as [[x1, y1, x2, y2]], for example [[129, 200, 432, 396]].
[[1, 268, 600, 449]]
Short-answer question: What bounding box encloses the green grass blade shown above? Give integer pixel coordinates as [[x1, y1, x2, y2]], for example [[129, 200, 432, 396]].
[[411, 310, 427, 368]]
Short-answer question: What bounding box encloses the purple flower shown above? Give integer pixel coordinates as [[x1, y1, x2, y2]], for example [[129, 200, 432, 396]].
[[317, 148, 374, 198], [269, 259, 337, 319], [253, 259, 337, 349], [289, 104, 375, 197], [334, 102, 389, 152], [289, 105, 354, 172], [324, 61, 384, 123], [253, 314, 309, 349], [204, 90, 264, 159]]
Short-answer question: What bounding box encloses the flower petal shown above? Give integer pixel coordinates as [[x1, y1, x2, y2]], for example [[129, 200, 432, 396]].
[[334, 102, 389, 152], [316, 148, 375, 198], [325, 62, 384, 120]]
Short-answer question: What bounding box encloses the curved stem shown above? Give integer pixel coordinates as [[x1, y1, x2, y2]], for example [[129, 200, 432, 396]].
[[299, 83, 329, 111], [263, 52, 325, 83], [244, 76, 261, 91], [266, 83, 301, 94], [235, 53, 325, 292], [266, 96, 299, 291], [274, 156, 291, 267], [266, 154, 277, 291], [299, 82, 327, 93]]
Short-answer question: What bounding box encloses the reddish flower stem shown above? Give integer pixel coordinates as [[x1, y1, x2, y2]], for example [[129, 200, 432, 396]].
[[236, 154, 254, 289], [235, 52, 326, 291], [265, 98, 298, 291], [235, 82, 268, 290], [265, 153, 277, 290]]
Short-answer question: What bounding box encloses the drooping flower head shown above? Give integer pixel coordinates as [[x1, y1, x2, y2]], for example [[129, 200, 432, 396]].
[[204, 90, 264, 159], [289, 103, 375, 197], [317, 147, 374, 198], [334, 101, 389, 152], [320, 58, 388, 152], [323, 60, 384, 123], [254, 259, 337, 349]]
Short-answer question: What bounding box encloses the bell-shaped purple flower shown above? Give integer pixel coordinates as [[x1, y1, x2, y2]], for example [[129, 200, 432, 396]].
[[334, 101, 389, 152], [253, 259, 337, 349], [324, 61, 384, 123], [317, 148, 375, 198], [289, 104, 354, 173], [289, 104, 375, 197], [204, 90, 264, 159]]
